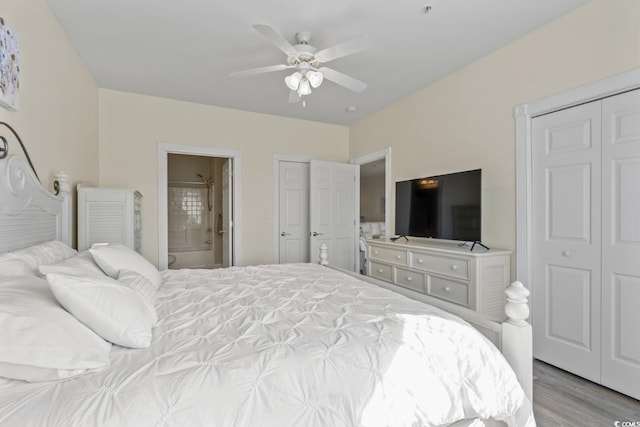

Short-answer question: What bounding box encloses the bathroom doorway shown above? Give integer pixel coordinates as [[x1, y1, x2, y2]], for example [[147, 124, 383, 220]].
[[166, 154, 228, 269], [350, 147, 391, 275], [157, 144, 241, 270]]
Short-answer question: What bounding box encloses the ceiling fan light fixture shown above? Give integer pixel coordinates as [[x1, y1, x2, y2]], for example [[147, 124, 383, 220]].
[[307, 70, 323, 88], [298, 78, 312, 96], [285, 71, 302, 91]]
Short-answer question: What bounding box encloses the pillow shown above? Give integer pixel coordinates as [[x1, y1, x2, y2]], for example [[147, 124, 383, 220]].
[[370, 222, 381, 237], [0, 276, 111, 382], [90, 244, 161, 288], [39, 251, 105, 277], [46, 273, 156, 348], [1, 241, 77, 276], [0, 255, 32, 277], [360, 223, 373, 240], [118, 269, 158, 324]]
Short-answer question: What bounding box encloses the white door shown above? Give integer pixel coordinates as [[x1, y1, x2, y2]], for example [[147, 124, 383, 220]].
[[278, 161, 310, 263], [601, 89, 640, 399], [309, 160, 359, 271], [532, 101, 602, 382], [222, 159, 233, 267]]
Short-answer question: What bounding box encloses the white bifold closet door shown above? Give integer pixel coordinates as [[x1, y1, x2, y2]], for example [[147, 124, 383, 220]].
[[600, 90, 640, 399], [532, 100, 602, 383], [532, 89, 640, 399]]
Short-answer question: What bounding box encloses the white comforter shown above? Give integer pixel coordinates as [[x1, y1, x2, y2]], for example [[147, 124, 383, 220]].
[[0, 264, 534, 427]]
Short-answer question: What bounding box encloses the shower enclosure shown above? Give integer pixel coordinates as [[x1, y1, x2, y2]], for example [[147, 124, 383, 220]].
[[167, 154, 224, 269]]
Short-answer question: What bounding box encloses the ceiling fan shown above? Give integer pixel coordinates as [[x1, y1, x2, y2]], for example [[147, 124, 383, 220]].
[[230, 25, 371, 104]]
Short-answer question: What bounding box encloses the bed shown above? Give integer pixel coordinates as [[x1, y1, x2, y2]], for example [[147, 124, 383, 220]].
[[0, 150, 535, 427]]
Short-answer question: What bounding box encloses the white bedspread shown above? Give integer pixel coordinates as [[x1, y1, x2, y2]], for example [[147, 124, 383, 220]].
[[0, 264, 534, 427]]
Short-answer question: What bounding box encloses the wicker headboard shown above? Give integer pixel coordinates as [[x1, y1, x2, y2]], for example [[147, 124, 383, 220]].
[[0, 154, 71, 253]]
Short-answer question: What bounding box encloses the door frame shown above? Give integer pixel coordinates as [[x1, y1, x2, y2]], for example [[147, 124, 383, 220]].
[[157, 143, 242, 270], [514, 67, 640, 310], [350, 147, 392, 235]]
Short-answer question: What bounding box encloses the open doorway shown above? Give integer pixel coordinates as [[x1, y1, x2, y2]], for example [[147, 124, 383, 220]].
[[158, 144, 242, 270], [166, 154, 229, 269], [351, 147, 391, 274]]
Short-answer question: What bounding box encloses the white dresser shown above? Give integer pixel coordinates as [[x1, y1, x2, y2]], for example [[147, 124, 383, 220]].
[[366, 238, 510, 320], [77, 187, 142, 253]]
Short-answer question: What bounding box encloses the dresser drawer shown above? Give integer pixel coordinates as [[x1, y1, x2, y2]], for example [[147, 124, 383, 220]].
[[395, 267, 426, 292], [410, 251, 469, 280], [427, 276, 470, 308], [369, 261, 393, 282], [368, 245, 408, 265]]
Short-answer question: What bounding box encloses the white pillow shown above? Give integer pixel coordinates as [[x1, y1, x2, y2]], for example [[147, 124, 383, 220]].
[[0, 255, 32, 277], [46, 273, 156, 348], [118, 269, 158, 324], [39, 251, 106, 277], [0, 276, 111, 382], [90, 245, 161, 288], [1, 241, 77, 276], [360, 223, 374, 240]]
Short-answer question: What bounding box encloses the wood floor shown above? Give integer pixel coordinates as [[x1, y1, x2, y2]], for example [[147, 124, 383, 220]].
[[533, 359, 640, 426]]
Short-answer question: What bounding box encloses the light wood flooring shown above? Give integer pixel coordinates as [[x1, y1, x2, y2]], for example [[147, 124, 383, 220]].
[[533, 359, 640, 426]]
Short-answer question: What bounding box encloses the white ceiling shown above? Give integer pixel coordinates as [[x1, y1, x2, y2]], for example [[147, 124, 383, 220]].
[[47, 0, 589, 126]]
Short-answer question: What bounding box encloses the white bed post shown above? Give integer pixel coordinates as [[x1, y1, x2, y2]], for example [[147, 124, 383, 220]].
[[53, 171, 73, 247], [502, 281, 533, 402], [319, 243, 329, 265]]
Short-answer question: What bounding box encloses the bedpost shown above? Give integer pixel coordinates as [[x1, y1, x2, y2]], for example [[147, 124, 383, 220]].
[[319, 243, 328, 265], [53, 171, 72, 247], [502, 281, 533, 402]]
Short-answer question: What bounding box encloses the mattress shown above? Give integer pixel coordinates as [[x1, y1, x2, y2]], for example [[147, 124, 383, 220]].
[[0, 263, 534, 426]]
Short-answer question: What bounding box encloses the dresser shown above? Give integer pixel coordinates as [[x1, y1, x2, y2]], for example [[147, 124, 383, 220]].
[[77, 187, 142, 253], [366, 238, 510, 320]]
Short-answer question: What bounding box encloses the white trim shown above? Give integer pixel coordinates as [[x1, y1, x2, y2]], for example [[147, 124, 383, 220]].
[[272, 155, 313, 264], [157, 143, 242, 270], [515, 68, 640, 307], [350, 147, 392, 234]]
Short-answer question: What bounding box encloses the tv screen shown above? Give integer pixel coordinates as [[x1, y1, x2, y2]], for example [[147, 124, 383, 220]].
[[395, 169, 481, 241]]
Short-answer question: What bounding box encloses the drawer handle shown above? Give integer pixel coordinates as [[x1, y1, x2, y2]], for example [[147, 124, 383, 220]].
[[562, 251, 571, 257], [443, 286, 451, 293], [450, 265, 459, 271], [406, 276, 412, 282], [417, 259, 424, 264], [374, 250, 379, 255], [378, 268, 384, 273], [395, 255, 401, 259]]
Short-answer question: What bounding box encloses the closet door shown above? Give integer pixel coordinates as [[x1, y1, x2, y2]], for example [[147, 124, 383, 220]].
[[532, 101, 602, 382], [601, 89, 640, 399], [278, 161, 310, 263]]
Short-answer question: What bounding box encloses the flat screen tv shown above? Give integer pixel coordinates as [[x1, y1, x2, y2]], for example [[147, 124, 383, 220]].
[[395, 169, 481, 241]]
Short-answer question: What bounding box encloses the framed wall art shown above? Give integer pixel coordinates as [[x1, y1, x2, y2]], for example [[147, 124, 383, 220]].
[[0, 17, 20, 111]]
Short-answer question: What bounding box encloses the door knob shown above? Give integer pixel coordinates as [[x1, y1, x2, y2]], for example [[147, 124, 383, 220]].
[[311, 231, 323, 237], [280, 232, 291, 237]]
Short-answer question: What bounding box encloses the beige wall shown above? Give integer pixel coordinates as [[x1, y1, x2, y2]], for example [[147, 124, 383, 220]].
[[350, 0, 640, 262], [1, 0, 99, 247], [98, 89, 349, 266]]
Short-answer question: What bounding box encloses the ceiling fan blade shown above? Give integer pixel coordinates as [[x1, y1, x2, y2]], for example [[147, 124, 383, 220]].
[[314, 36, 371, 64], [230, 64, 290, 78], [288, 90, 301, 103], [252, 24, 298, 57], [318, 67, 367, 93]]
